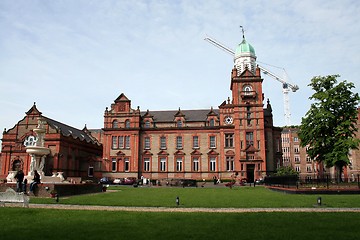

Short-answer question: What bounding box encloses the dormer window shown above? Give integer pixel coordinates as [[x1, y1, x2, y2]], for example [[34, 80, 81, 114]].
[[145, 120, 150, 128], [177, 120, 183, 128], [209, 119, 215, 127]]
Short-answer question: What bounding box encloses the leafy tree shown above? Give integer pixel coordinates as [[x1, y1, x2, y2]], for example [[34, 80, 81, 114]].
[[275, 166, 299, 176], [298, 75, 360, 181]]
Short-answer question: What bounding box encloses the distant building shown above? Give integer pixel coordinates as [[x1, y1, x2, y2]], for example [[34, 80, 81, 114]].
[[281, 110, 360, 181]]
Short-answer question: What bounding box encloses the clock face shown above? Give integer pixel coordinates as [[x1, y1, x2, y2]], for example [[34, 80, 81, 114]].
[[224, 116, 233, 125]]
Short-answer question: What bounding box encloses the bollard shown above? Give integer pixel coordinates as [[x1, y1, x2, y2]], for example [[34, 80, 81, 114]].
[[176, 196, 180, 206], [317, 197, 321, 206], [55, 194, 59, 203]]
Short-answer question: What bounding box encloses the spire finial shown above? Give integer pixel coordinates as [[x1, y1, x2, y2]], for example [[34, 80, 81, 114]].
[[240, 25, 245, 39]]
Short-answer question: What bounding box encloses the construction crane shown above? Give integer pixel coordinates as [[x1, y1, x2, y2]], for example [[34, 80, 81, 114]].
[[204, 35, 299, 126]]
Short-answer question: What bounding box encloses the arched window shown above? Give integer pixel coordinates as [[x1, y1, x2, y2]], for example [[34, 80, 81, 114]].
[[243, 85, 252, 95], [112, 120, 118, 128], [125, 120, 130, 128]]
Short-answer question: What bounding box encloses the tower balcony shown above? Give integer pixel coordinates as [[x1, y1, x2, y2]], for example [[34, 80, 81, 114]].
[[240, 91, 257, 99]]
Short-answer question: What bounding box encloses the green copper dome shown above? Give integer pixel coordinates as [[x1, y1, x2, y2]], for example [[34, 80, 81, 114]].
[[235, 39, 255, 57]]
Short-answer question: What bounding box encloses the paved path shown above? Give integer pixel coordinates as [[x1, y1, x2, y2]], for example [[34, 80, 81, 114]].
[[10, 204, 360, 212]]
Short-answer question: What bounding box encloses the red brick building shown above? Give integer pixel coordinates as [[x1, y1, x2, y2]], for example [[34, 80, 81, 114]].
[[0, 104, 102, 180], [93, 36, 283, 182], [1, 36, 283, 183], [281, 108, 360, 181]]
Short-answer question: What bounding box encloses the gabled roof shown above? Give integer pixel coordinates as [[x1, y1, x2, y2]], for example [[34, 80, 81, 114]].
[[114, 93, 130, 103], [26, 102, 42, 115], [141, 109, 219, 122]]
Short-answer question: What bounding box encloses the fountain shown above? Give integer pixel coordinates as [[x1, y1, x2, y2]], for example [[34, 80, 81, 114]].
[[26, 117, 50, 177], [25, 117, 63, 182]]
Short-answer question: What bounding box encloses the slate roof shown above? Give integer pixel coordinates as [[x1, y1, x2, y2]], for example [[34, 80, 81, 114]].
[[43, 116, 101, 145], [141, 109, 220, 122]]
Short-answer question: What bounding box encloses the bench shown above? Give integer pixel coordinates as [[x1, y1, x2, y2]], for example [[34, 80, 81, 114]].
[[0, 188, 30, 208]]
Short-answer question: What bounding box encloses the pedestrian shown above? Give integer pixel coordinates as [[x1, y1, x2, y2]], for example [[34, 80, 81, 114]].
[[14, 170, 25, 192], [30, 170, 41, 193], [213, 175, 217, 185]]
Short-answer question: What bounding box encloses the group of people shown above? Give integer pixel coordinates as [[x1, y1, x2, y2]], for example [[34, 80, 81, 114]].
[[14, 169, 41, 194]]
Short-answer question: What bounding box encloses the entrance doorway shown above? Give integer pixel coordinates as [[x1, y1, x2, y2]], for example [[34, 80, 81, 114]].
[[246, 164, 255, 183]]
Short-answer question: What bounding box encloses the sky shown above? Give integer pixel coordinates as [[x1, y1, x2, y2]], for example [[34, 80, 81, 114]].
[[1, 0, 359, 143]]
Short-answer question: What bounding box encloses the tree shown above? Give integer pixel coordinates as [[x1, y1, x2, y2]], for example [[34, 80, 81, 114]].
[[298, 75, 360, 181], [275, 166, 299, 176]]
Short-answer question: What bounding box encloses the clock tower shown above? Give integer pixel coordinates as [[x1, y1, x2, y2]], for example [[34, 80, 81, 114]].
[[219, 34, 267, 182]]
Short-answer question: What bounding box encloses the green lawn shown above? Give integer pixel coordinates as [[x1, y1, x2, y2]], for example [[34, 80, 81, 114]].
[[2, 186, 360, 240], [0, 208, 359, 240], [30, 186, 360, 208]]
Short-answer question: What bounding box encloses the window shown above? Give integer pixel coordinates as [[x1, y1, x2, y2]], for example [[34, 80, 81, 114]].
[[125, 136, 130, 149], [112, 136, 117, 149], [209, 119, 215, 127], [247, 110, 251, 125], [112, 120, 118, 128], [294, 146, 299, 153], [160, 158, 166, 172], [209, 157, 216, 171], [294, 137, 299, 142], [257, 140, 261, 150], [111, 158, 117, 172], [225, 134, 234, 148], [193, 136, 199, 149], [192, 157, 199, 172], [124, 158, 129, 172], [177, 120, 182, 127], [160, 136, 167, 149], [176, 158, 183, 172], [144, 137, 150, 149], [246, 132, 253, 146], [210, 136, 216, 148], [144, 158, 150, 172], [88, 166, 94, 177], [306, 156, 312, 162], [24, 135, 37, 146], [145, 120, 150, 128], [125, 120, 130, 128], [243, 85, 252, 95], [295, 166, 300, 172], [226, 156, 234, 171], [176, 136, 183, 149], [294, 156, 300, 163], [306, 165, 312, 172], [118, 136, 124, 149]]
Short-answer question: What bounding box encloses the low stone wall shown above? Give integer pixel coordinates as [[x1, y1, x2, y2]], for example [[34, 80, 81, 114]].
[[0, 183, 102, 197]]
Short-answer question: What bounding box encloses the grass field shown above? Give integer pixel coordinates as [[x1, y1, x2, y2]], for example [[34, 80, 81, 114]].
[[1, 186, 360, 240], [30, 186, 360, 208], [1, 208, 359, 240]]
